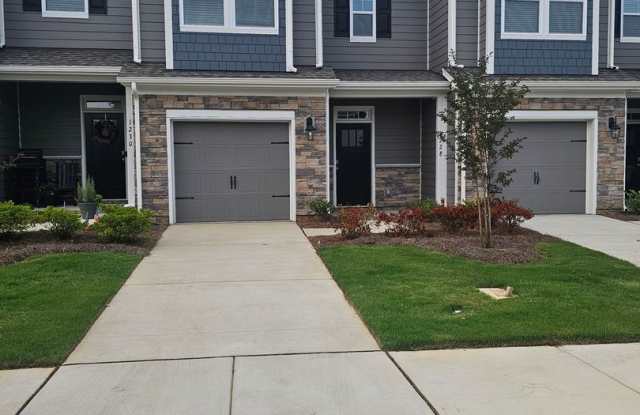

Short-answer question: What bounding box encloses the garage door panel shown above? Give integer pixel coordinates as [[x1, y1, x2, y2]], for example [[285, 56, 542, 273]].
[[496, 122, 586, 214], [174, 122, 290, 222]]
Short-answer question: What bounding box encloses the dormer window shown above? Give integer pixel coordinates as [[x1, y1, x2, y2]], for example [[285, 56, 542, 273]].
[[180, 0, 278, 34], [622, 0, 640, 42], [501, 0, 587, 41]]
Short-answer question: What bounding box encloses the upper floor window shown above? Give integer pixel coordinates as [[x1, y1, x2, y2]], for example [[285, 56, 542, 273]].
[[180, 0, 278, 34], [41, 0, 89, 18], [351, 0, 376, 42], [501, 0, 587, 41], [622, 0, 640, 42]]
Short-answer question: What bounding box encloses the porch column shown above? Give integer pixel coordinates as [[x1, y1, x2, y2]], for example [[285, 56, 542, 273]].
[[435, 95, 448, 204], [124, 85, 137, 207]]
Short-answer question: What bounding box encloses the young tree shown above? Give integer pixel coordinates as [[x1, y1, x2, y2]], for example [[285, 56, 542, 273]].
[[438, 57, 529, 248]]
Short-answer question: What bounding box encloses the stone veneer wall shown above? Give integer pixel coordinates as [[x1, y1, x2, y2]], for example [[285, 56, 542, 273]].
[[463, 98, 625, 211], [375, 166, 421, 208], [139, 95, 327, 223]]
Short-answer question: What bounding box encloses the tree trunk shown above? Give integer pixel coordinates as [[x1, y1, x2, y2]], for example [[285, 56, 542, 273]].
[[476, 178, 492, 249]]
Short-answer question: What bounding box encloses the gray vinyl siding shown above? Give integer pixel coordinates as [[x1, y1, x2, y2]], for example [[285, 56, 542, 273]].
[[172, 0, 286, 71], [494, 0, 593, 74], [293, 0, 316, 66], [0, 83, 19, 200], [323, 0, 428, 70], [421, 98, 436, 199], [141, 0, 166, 62], [457, 0, 479, 66], [19, 83, 124, 157], [613, 0, 640, 68], [330, 98, 421, 165], [429, 0, 448, 70], [4, 0, 133, 49], [599, 0, 608, 67]]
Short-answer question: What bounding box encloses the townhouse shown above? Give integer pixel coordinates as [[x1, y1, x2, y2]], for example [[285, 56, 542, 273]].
[[0, 0, 637, 222]]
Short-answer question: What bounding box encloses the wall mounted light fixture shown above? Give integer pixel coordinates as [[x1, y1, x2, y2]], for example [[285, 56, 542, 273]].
[[304, 116, 316, 140], [608, 117, 622, 140]]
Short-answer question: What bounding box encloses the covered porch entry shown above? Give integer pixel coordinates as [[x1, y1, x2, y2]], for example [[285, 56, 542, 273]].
[[0, 81, 129, 207]]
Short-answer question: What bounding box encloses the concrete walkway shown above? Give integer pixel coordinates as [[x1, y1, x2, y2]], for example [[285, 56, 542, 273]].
[[524, 214, 640, 266]]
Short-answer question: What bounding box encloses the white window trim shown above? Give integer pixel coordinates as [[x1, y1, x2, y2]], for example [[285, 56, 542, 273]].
[[350, 0, 376, 42], [179, 0, 279, 35], [41, 0, 89, 18], [500, 0, 587, 41], [621, 0, 640, 42]]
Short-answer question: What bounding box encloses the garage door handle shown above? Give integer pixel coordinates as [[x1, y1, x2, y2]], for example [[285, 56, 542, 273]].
[[272, 194, 290, 198], [176, 197, 194, 200]]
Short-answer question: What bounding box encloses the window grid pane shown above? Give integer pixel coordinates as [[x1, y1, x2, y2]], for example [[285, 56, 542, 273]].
[[184, 0, 224, 25], [46, 0, 84, 12], [236, 0, 275, 27], [353, 13, 373, 36], [625, 0, 640, 14], [624, 14, 640, 37], [549, 1, 583, 33], [353, 0, 373, 12], [504, 0, 540, 33]]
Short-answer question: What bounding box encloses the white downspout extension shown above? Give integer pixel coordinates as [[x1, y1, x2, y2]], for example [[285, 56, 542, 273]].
[[315, 0, 324, 68], [132, 82, 143, 209], [131, 0, 142, 63], [608, 0, 617, 69], [125, 85, 137, 206], [286, 0, 297, 72], [0, 0, 5, 48]]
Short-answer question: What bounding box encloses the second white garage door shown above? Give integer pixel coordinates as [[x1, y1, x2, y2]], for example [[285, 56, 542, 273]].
[[173, 122, 291, 223]]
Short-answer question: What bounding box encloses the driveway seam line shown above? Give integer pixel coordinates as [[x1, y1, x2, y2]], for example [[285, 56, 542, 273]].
[[62, 349, 382, 366], [384, 352, 441, 415], [15, 366, 60, 415], [557, 347, 640, 396], [228, 356, 236, 415], [125, 278, 330, 286]]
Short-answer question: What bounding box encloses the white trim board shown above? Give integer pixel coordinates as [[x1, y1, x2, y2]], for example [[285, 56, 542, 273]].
[[435, 95, 448, 203], [507, 110, 599, 214], [592, 0, 599, 75], [164, 109, 297, 224], [131, 0, 142, 63], [0, 0, 5, 48], [315, 0, 324, 68], [164, 0, 174, 69], [332, 105, 376, 206]]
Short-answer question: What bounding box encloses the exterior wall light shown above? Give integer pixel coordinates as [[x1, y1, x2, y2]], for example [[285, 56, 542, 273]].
[[608, 117, 622, 140], [305, 116, 316, 140]]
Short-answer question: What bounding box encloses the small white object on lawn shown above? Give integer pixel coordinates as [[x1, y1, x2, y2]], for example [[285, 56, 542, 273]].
[[479, 287, 515, 300]]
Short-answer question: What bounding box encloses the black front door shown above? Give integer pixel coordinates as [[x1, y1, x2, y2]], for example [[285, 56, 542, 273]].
[[627, 125, 640, 192], [84, 113, 126, 199], [336, 123, 372, 205]]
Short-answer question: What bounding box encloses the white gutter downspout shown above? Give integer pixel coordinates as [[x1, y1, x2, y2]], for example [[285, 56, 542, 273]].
[[0, 0, 5, 48], [286, 0, 297, 72], [608, 0, 617, 69], [486, 0, 495, 74], [592, 0, 599, 75], [131, 0, 142, 63], [164, 0, 174, 69], [132, 82, 143, 209], [315, 0, 323, 68], [125, 85, 137, 206], [448, 0, 457, 66]]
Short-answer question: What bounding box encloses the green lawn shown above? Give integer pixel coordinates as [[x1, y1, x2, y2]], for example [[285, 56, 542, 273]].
[[318, 242, 640, 350], [0, 252, 142, 369]]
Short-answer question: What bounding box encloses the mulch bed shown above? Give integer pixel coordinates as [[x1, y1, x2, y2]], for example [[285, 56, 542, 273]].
[[297, 215, 339, 228], [600, 211, 640, 222], [0, 225, 167, 266], [308, 227, 558, 264]]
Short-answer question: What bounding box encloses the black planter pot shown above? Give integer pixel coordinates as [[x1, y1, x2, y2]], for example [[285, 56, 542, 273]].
[[78, 202, 98, 220]]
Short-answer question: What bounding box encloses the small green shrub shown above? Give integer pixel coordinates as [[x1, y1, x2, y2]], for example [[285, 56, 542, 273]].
[[309, 198, 336, 218], [0, 201, 37, 238], [40, 207, 84, 240], [77, 177, 101, 203], [626, 190, 640, 214], [407, 198, 437, 216], [92, 205, 153, 243]]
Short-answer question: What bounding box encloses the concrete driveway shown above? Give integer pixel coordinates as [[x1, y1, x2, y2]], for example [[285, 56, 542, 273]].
[[525, 214, 640, 266], [19, 222, 431, 414]]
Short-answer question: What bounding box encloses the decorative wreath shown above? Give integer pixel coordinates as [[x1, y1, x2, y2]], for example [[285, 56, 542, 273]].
[[91, 120, 118, 145]]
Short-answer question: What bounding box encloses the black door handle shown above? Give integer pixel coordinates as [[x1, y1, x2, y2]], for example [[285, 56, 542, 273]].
[[233, 176, 237, 190], [230, 175, 233, 190]]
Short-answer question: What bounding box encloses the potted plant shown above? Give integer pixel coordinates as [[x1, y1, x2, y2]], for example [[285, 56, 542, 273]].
[[76, 177, 101, 220]]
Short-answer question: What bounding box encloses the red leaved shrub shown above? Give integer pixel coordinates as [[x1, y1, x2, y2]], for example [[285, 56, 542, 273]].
[[491, 199, 534, 232], [430, 204, 477, 233], [376, 208, 430, 235], [336, 207, 374, 239]]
